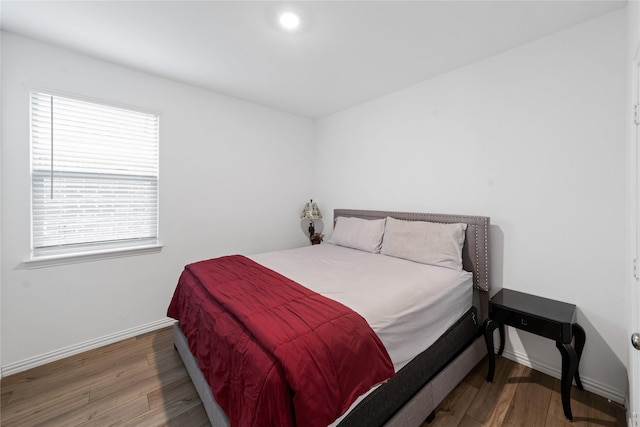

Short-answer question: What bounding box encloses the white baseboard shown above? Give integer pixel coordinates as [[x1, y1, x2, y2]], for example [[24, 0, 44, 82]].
[[626, 394, 637, 426], [499, 348, 626, 405], [1, 317, 176, 378]]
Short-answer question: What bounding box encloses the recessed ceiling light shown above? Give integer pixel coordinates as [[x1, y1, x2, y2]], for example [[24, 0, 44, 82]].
[[279, 12, 300, 31]]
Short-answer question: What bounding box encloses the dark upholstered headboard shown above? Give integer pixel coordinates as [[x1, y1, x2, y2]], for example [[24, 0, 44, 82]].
[[333, 209, 491, 318]]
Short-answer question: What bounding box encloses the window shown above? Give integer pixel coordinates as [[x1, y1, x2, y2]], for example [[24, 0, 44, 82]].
[[30, 92, 159, 260]]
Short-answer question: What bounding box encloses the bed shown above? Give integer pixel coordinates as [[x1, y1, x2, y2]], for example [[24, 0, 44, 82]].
[[169, 209, 491, 426]]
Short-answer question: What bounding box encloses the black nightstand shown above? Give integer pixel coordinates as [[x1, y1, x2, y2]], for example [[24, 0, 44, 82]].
[[483, 288, 586, 421]]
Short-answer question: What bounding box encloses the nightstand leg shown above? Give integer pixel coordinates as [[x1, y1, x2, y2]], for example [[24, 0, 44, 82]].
[[572, 323, 585, 390], [497, 323, 505, 356], [556, 341, 578, 421], [483, 319, 500, 382]]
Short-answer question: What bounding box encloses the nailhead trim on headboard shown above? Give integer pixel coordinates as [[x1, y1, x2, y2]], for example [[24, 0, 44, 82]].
[[333, 209, 490, 293]]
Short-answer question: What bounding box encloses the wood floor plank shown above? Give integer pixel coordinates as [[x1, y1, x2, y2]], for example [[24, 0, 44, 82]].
[[429, 380, 479, 426], [81, 335, 163, 370], [463, 356, 491, 390], [548, 381, 591, 426], [86, 343, 184, 403], [466, 357, 527, 425], [588, 393, 628, 426], [120, 392, 203, 427], [1, 390, 90, 427], [0, 327, 627, 427], [38, 387, 147, 426], [4, 357, 150, 411], [147, 346, 180, 366], [165, 402, 211, 427], [88, 362, 186, 403], [1, 389, 13, 407], [502, 367, 554, 426], [457, 414, 486, 427], [3, 334, 154, 404], [1, 357, 85, 395], [146, 375, 199, 410], [73, 395, 150, 427]]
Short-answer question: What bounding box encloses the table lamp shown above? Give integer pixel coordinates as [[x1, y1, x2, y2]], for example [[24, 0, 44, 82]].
[[301, 199, 322, 238]]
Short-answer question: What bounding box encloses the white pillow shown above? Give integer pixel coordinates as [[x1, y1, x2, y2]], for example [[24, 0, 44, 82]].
[[381, 217, 467, 270], [330, 217, 386, 253]]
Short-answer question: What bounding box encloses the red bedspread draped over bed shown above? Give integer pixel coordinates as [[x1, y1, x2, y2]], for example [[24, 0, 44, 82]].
[[167, 255, 394, 427]]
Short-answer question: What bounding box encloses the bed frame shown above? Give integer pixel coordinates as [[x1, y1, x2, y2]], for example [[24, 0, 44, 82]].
[[173, 209, 491, 426]]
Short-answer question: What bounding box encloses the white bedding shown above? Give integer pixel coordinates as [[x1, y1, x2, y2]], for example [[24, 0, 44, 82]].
[[249, 242, 473, 372]]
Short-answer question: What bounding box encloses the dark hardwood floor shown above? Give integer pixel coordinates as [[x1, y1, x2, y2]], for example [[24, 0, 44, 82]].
[[1, 326, 627, 426], [426, 352, 627, 427]]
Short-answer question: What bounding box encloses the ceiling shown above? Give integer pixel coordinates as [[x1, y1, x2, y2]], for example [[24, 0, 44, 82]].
[[0, 1, 627, 119]]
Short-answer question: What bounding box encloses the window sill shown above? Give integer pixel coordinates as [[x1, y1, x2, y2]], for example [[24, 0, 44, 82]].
[[22, 243, 163, 269]]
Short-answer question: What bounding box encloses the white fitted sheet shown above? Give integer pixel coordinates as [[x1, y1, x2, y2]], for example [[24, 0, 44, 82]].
[[249, 243, 473, 372]]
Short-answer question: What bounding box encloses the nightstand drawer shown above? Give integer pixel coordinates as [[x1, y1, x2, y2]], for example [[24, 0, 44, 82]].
[[492, 308, 563, 341]]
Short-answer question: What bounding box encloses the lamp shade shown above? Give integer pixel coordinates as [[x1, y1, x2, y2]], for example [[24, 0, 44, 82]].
[[301, 199, 322, 220]]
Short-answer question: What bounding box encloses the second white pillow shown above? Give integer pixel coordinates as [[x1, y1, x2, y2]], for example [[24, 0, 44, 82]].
[[381, 216, 467, 270]]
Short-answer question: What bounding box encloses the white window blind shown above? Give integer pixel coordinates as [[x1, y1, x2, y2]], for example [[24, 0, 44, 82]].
[[31, 92, 159, 257]]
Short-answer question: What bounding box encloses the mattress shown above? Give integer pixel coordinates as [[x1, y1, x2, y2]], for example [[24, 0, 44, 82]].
[[248, 243, 473, 372]]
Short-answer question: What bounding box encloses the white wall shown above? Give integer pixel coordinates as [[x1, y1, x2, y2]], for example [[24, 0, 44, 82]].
[[0, 32, 316, 370], [316, 10, 628, 401]]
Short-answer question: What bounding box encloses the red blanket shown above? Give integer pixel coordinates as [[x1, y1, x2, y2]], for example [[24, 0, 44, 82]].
[[167, 255, 394, 427]]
